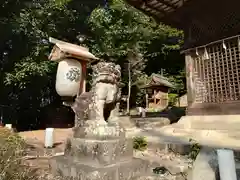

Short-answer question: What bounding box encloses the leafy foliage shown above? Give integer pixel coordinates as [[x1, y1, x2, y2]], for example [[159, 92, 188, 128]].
[[0, 0, 185, 129], [188, 138, 202, 160], [0, 128, 39, 180], [133, 136, 148, 151], [167, 70, 186, 95], [87, 0, 184, 107], [168, 93, 178, 106], [153, 166, 168, 175], [88, 0, 183, 64], [0, 0, 103, 129]]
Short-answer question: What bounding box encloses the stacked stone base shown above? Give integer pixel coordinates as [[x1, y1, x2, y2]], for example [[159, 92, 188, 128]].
[[50, 121, 150, 180], [51, 156, 149, 180]]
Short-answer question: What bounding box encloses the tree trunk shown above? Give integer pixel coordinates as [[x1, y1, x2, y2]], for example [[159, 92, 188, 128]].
[[145, 93, 148, 109], [177, 89, 180, 107], [127, 62, 131, 115]]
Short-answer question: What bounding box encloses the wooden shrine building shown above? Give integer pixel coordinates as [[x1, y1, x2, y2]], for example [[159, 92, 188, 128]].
[[142, 73, 173, 110], [126, 0, 240, 116], [126, 2, 240, 177]]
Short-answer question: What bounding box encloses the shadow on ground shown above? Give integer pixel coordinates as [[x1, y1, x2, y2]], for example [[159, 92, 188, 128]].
[[131, 106, 186, 124]]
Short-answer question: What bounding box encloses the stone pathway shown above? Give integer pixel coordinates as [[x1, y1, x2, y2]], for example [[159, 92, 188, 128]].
[[134, 149, 192, 180], [134, 149, 192, 173]]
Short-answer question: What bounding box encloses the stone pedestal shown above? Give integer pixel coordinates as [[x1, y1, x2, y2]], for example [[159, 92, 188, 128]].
[[50, 120, 150, 180]]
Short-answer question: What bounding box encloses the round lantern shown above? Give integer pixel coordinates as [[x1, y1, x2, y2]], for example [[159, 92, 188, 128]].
[[55, 58, 82, 97]]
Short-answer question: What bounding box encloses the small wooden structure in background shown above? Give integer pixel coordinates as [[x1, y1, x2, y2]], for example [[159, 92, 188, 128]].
[[142, 73, 173, 110]]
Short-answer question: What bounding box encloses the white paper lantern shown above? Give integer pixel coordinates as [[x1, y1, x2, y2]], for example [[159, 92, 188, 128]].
[[55, 58, 82, 97]]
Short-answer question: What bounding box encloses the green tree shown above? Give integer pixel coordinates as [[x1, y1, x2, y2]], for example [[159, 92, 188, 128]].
[[0, 0, 185, 128], [87, 0, 184, 109], [0, 0, 104, 129]]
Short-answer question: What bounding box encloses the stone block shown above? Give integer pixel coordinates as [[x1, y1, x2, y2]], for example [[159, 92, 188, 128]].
[[64, 137, 133, 166], [50, 156, 150, 180], [178, 115, 240, 130], [118, 116, 136, 129], [189, 147, 219, 180], [168, 143, 191, 155], [73, 121, 126, 140], [147, 142, 191, 155], [134, 117, 170, 129], [118, 158, 151, 180], [134, 174, 186, 180]]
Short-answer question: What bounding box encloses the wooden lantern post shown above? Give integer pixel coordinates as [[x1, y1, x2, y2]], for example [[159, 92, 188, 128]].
[[45, 37, 98, 147], [79, 61, 87, 94], [48, 37, 98, 96]]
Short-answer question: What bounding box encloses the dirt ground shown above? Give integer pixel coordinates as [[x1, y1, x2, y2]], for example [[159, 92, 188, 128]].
[[19, 128, 73, 144], [18, 128, 73, 171]]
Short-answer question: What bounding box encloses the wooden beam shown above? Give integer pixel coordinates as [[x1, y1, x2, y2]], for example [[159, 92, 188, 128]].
[[147, 0, 169, 13], [78, 61, 87, 95], [142, 1, 166, 15], [49, 37, 66, 45], [147, 0, 184, 25], [127, 0, 182, 26], [156, 0, 178, 9], [192, 19, 214, 40], [139, 6, 164, 19]]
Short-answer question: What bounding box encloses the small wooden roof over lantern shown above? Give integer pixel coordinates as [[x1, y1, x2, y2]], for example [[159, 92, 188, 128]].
[[48, 37, 99, 97], [48, 37, 98, 62]]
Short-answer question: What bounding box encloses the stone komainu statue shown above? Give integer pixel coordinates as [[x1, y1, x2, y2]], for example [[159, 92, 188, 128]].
[[71, 62, 121, 127]]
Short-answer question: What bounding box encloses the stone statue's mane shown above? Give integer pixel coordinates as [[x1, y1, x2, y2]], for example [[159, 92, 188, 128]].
[[71, 61, 121, 127], [92, 62, 120, 73], [92, 62, 121, 83]]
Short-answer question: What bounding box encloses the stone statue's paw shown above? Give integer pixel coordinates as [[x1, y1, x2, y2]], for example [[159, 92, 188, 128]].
[[108, 118, 119, 126], [96, 119, 108, 126]]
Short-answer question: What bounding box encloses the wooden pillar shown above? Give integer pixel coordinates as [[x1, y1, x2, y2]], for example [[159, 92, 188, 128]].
[[154, 89, 157, 104], [145, 93, 148, 108], [167, 88, 169, 106], [75, 61, 87, 127], [78, 61, 87, 95], [185, 53, 195, 108]]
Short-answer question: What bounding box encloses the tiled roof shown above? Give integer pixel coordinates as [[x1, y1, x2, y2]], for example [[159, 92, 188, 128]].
[[142, 73, 174, 88]]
